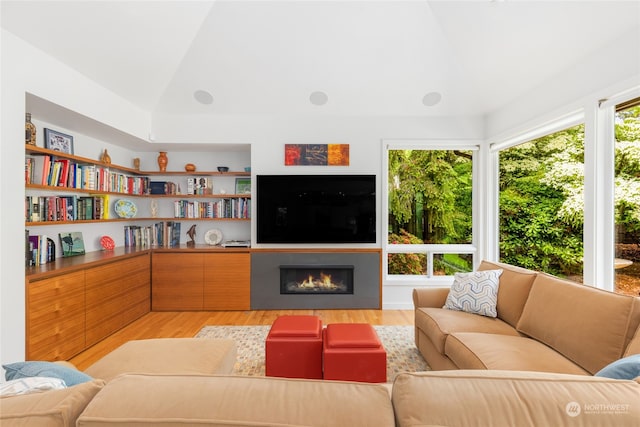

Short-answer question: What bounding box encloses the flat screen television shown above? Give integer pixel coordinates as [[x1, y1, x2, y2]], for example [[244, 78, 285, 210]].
[[256, 174, 376, 244]]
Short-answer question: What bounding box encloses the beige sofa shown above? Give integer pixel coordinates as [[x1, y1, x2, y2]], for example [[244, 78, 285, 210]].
[[414, 260, 640, 374], [3, 370, 638, 426], [3, 265, 640, 426]]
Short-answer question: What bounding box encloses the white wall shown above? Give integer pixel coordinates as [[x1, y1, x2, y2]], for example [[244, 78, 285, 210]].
[[485, 28, 640, 142]]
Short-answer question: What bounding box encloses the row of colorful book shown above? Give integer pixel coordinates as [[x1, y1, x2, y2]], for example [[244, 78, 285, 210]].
[[172, 198, 251, 219], [26, 155, 149, 195], [25, 195, 110, 222], [25, 232, 55, 266], [186, 177, 214, 195], [124, 221, 181, 248]]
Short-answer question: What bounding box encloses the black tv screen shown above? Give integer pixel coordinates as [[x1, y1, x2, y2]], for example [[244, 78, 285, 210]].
[[256, 175, 376, 244]]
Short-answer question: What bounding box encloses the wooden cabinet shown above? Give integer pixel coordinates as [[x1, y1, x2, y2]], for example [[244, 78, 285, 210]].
[[152, 253, 204, 310], [204, 253, 250, 310], [85, 254, 150, 347], [27, 271, 85, 361], [152, 251, 250, 311], [26, 251, 151, 361]]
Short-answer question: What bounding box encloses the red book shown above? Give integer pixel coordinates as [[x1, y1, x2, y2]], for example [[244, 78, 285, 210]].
[[41, 156, 51, 185], [57, 159, 70, 187]]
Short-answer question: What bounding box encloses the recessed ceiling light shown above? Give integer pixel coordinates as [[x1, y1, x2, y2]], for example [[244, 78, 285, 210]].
[[422, 92, 442, 107], [194, 90, 213, 105], [310, 91, 329, 106]]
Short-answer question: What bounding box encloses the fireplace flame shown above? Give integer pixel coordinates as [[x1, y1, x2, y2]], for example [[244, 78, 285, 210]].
[[297, 272, 338, 289]]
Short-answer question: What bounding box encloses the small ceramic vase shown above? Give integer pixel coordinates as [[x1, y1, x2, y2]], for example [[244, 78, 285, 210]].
[[157, 151, 168, 172]]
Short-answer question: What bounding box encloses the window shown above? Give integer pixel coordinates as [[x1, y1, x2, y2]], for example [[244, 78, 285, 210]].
[[385, 145, 476, 278], [614, 99, 640, 296], [498, 124, 585, 279]]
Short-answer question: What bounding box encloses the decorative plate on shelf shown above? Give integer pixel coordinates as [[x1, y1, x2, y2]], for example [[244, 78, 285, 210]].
[[100, 235, 115, 250], [204, 228, 223, 246], [114, 199, 137, 218]]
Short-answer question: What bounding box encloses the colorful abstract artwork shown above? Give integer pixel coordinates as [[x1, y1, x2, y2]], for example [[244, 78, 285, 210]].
[[285, 144, 349, 166]]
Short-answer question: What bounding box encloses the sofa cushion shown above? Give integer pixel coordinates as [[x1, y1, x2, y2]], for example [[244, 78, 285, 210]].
[[517, 272, 639, 374], [0, 379, 104, 427], [443, 269, 502, 317], [478, 260, 537, 327], [76, 373, 396, 427], [83, 338, 237, 382], [3, 361, 93, 386], [416, 307, 519, 355], [624, 323, 640, 357], [392, 370, 640, 427], [595, 354, 640, 380], [445, 332, 590, 375]]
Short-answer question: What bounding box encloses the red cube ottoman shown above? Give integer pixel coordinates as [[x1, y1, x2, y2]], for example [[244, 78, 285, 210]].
[[265, 315, 323, 379], [323, 323, 387, 383]]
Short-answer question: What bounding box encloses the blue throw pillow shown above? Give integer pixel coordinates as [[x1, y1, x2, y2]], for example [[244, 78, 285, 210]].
[[594, 354, 640, 380], [3, 361, 93, 386]]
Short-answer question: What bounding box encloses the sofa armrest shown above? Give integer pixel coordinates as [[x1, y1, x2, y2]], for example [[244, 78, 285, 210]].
[[413, 287, 450, 309]]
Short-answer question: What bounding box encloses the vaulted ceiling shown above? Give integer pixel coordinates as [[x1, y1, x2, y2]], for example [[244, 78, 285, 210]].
[[2, 1, 640, 118]]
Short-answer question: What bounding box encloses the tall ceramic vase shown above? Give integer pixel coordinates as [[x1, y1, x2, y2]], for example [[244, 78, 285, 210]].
[[157, 151, 168, 172]]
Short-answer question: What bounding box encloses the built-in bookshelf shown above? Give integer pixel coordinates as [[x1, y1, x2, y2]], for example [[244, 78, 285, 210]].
[[25, 140, 251, 268], [25, 144, 251, 225]]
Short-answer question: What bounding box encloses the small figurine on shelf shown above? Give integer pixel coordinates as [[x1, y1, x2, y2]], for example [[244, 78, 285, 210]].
[[100, 149, 111, 164], [25, 113, 36, 145], [133, 157, 140, 170], [150, 200, 158, 218], [186, 224, 197, 247]]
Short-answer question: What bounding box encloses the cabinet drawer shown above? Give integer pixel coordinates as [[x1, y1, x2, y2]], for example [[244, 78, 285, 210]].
[[27, 271, 85, 360]]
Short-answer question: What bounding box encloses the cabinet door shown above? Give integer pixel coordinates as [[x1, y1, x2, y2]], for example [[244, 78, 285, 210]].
[[152, 253, 204, 310], [27, 271, 85, 361], [203, 252, 250, 310]]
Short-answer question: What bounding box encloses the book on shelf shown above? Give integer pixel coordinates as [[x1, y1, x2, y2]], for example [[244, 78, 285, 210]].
[[187, 177, 214, 195], [124, 225, 152, 248], [25, 232, 56, 266], [149, 221, 181, 248], [55, 159, 70, 187]]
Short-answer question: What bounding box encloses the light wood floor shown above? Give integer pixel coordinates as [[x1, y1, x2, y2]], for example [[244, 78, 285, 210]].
[[69, 310, 414, 371]]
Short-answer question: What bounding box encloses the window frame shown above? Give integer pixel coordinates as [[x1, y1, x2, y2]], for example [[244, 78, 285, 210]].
[[382, 140, 481, 285]]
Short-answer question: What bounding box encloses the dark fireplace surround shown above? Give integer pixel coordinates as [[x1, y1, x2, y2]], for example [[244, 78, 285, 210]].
[[251, 250, 381, 309]]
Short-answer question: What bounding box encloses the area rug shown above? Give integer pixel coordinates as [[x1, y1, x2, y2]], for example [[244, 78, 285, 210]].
[[195, 325, 429, 382]]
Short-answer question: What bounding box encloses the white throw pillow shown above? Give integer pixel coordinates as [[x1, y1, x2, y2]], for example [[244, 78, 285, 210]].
[[443, 269, 503, 318], [0, 376, 66, 397]]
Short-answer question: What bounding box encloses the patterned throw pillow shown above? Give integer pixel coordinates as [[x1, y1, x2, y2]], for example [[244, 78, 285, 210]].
[[443, 269, 503, 318]]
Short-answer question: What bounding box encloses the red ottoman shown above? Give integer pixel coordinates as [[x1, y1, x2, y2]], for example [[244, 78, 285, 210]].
[[323, 323, 387, 383], [265, 315, 323, 379]]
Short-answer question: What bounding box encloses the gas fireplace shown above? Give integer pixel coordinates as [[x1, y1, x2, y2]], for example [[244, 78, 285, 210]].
[[280, 265, 354, 295]]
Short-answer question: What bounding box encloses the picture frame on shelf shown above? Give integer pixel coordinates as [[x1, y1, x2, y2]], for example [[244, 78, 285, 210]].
[[235, 177, 251, 194], [44, 128, 74, 154], [59, 231, 85, 257]]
